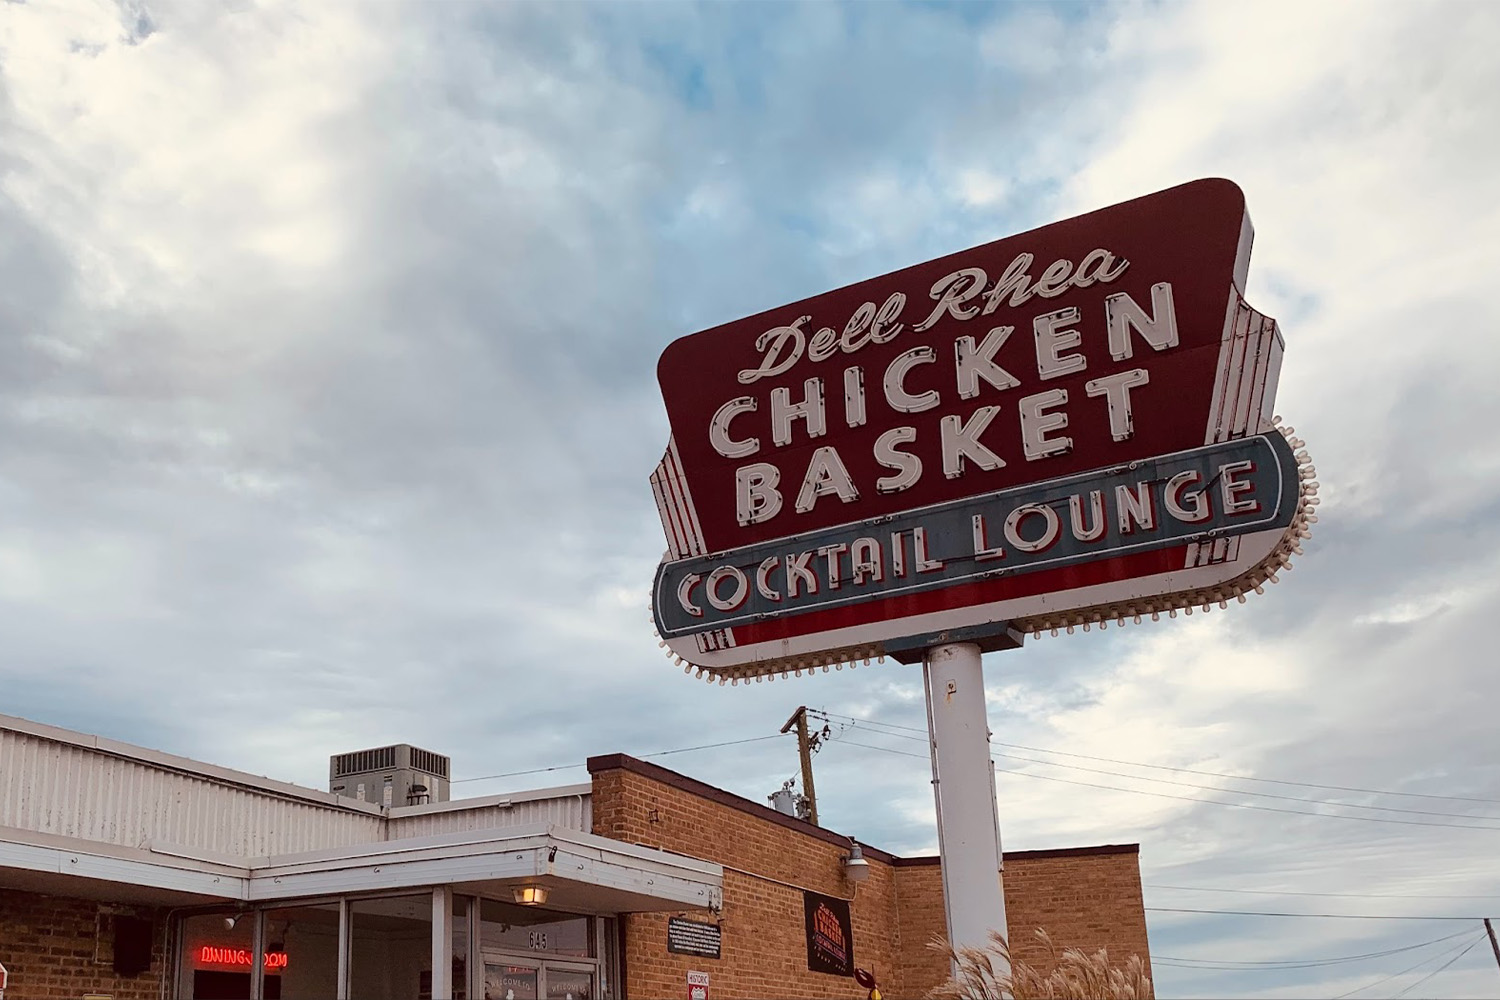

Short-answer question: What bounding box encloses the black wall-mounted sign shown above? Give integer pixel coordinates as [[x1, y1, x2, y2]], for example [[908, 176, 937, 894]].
[[113, 915, 155, 976], [667, 917, 723, 959], [803, 891, 854, 977]]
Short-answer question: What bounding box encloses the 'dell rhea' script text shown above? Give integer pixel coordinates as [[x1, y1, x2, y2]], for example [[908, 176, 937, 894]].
[[705, 248, 1187, 528]]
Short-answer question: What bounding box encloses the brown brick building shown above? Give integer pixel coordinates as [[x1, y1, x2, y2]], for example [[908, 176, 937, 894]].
[[0, 713, 1150, 999], [589, 754, 1149, 999]]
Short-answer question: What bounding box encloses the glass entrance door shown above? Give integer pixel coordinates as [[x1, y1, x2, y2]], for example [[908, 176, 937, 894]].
[[543, 966, 593, 1000], [481, 959, 594, 1000], [484, 961, 539, 1000]]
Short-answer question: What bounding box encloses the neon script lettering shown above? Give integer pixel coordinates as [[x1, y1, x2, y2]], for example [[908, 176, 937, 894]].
[[735, 248, 1129, 385], [198, 945, 289, 969]]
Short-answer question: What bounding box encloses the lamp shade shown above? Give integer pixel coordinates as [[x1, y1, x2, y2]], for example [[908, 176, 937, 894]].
[[512, 885, 549, 906], [844, 843, 871, 884]]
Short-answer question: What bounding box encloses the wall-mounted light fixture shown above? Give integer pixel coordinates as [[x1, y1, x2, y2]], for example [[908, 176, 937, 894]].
[[513, 886, 549, 906], [843, 843, 870, 884]]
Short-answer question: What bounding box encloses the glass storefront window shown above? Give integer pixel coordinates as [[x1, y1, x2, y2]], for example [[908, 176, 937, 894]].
[[263, 904, 340, 1000], [478, 899, 590, 958], [178, 912, 272, 1000], [598, 918, 617, 999], [453, 895, 472, 1000], [174, 893, 611, 999], [351, 894, 434, 1000]]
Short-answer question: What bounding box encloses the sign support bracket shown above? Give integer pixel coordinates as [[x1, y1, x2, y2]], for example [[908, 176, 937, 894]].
[[924, 639, 1010, 979]]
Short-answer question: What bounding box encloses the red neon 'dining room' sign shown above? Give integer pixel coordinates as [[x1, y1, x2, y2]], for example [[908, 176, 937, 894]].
[[198, 945, 289, 970]]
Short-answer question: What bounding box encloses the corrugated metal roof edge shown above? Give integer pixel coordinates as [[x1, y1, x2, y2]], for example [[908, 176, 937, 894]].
[[386, 785, 591, 818], [0, 713, 588, 821], [0, 712, 380, 815]]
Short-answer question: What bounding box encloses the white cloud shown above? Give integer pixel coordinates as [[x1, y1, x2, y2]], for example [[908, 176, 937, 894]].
[[956, 168, 1009, 208], [3, 2, 1499, 996], [1352, 582, 1484, 627]]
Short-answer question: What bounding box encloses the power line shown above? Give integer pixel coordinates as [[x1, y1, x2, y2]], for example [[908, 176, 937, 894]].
[[451, 762, 587, 784], [453, 733, 787, 784], [808, 709, 924, 735], [1147, 907, 1484, 922], [1149, 884, 1500, 901], [828, 736, 927, 760], [988, 749, 1500, 821], [995, 738, 1500, 806], [823, 734, 1500, 832], [809, 709, 1500, 806], [824, 714, 1499, 821], [1332, 930, 1487, 999], [1154, 926, 1478, 970], [641, 733, 787, 760], [998, 767, 1500, 832], [1389, 935, 1487, 999]]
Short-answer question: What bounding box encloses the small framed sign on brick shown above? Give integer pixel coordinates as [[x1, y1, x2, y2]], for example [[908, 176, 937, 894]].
[[804, 891, 854, 977], [667, 917, 722, 960]]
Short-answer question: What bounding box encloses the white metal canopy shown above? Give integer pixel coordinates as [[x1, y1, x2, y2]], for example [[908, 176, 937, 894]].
[[0, 823, 723, 914]]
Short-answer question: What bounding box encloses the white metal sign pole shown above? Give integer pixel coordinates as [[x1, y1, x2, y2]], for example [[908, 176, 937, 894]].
[[924, 641, 1008, 978]]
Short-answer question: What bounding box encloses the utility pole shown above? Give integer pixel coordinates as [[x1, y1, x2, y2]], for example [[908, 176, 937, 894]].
[[1485, 918, 1500, 976], [781, 706, 819, 826]]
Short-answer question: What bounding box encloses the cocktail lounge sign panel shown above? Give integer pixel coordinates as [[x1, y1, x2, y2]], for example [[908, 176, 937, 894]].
[[650, 179, 1317, 679], [656, 432, 1298, 636]]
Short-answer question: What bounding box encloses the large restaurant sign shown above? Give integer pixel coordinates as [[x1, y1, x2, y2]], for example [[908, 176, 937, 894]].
[[650, 179, 1316, 681]]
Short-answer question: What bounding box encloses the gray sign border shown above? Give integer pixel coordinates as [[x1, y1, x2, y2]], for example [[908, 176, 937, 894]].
[[654, 433, 1297, 638]]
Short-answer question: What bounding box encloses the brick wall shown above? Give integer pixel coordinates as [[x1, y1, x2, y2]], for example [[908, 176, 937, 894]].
[[592, 763, 903, 999], [589, 755, 1151, 1000], [892, 861, 948, 993], [894, 849, 1151, 991], [0, 889, 166, 1000], [1001, 848, 1152, 976]]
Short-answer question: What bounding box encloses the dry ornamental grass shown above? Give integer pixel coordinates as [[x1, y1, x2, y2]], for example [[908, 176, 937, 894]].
[[926, 928, 1154, 1000]]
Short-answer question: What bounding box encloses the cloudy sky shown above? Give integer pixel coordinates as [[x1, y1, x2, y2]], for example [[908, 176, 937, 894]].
[[3, 0, 1499, 995]]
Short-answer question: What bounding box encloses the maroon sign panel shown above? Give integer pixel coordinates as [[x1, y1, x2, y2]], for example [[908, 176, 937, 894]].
[[658, 179, 1261, 552], [650, 179, 1311, 679]]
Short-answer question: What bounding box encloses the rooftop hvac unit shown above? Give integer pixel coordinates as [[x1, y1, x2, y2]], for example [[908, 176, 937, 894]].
[[329, 744, 451, 807]]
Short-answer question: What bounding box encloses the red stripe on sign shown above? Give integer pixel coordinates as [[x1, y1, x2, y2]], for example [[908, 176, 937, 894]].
[[658, 458, 694, 557], [1204, 286, 1240, 446], [667, 438, 707, 555], [1219, 297, 1254, 442], [729, 546, 1191, 645], [651, 465, 690, 560], [662, 440, 705, 556]]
